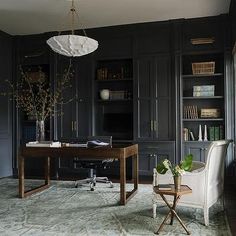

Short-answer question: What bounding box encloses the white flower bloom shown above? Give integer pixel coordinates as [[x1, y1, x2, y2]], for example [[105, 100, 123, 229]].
[[163, 159, 170, 169]]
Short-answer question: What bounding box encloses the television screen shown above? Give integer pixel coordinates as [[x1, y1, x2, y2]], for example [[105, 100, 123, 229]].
[[103, 113, 133, 139]]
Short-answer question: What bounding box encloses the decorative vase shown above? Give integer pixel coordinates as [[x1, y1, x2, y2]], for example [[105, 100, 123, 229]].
[[100, 89, 110, 100], [173, 176, 182, 190], [36, 120, 45, 142]]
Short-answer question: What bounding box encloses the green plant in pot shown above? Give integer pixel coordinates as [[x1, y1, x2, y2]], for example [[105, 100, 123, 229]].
[[156, 154, 193, 190]]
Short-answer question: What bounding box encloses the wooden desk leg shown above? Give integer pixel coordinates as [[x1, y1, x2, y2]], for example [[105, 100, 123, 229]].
[[18, 155, 25, 198], [133, 154, 138, 190], [45, 157, 50, 185], [120, 157, 126, 205]]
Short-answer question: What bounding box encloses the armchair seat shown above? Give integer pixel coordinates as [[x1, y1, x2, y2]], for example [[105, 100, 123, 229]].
[[152, 140, 231, 226]]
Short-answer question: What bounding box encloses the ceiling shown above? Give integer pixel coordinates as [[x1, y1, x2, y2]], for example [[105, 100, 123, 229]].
[[0, 0, 231, 36]]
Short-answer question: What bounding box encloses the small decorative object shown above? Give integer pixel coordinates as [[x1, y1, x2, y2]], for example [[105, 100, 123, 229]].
[[198, 124, 203, 141], [156, 154, 193, 190], [192, 61, 215, 75], [204, 125, 208, 141], [100, 89, 110, 100], [190, 37, 215, 45], [173, 176, 182, 190]]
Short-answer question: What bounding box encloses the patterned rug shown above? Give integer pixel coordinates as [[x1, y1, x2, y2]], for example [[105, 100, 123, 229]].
[[0, 178, 231, 236]]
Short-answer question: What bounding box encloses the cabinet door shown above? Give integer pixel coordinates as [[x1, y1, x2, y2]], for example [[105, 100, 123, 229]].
[[56, 56, 77, 140], [139, 150, 157, 176], [74, 57, 92, 137], [152, 55, 172, 140], [183, 142, 209, 162], [139, 142, 175, 177]]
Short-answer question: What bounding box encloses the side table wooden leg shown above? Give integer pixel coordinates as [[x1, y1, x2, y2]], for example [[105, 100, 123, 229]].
[[170, 195, 178, 225], [155, 210, 172, 234]]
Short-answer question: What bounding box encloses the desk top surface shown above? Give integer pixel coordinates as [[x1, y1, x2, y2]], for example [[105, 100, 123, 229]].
[[20, 143, 138, 159]]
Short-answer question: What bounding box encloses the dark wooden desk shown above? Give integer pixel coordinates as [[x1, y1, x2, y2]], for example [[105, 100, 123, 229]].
[[153, 185, 192, 235], [18, 144, 138, 205]]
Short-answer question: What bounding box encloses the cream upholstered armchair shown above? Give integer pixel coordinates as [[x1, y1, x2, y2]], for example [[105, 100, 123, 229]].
[[152, 140, 231, 226]]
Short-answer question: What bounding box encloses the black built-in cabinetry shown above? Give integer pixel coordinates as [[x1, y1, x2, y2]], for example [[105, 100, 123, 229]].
[[94, 58, 133, 141], [10, 15, 234, 179]]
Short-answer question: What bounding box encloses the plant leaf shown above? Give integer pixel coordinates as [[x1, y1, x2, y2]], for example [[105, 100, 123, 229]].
[[180, 154, 193, 171], [156, 162, 169, 175]]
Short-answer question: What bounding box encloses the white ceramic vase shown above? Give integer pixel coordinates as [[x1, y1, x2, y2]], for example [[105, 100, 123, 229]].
[[100, 89, 110, 100]]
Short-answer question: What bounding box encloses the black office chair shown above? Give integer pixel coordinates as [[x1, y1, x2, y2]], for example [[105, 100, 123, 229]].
[[74, 136, 114, 191]]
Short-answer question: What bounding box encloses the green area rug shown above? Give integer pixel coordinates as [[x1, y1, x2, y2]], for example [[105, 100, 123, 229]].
[[0, 178, 231, 236]]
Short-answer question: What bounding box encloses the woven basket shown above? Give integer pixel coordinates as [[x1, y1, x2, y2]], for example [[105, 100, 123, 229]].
[[192, 61, 215, 75]]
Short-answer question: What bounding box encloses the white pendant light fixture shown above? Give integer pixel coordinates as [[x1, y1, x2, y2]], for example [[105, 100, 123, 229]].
[[47, 0, 98, 57]]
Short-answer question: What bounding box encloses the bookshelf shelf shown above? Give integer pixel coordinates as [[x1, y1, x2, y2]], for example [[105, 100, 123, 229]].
[[182, 73, 223, 78], [181, 53, 225, 155], [183, 118, 224, 121], [97, 99, 133, 103], [96, 78, 132, 82], [183, 96, 224, 99]]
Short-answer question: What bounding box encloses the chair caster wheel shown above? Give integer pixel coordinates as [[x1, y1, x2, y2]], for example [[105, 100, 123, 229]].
[[91, 188, 94, 191], [75, 184, 78, 188], [110, 182, 114, 188]]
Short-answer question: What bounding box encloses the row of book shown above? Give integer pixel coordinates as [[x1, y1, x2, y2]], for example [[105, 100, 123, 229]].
[[183, 105, 198, 119], [183, 125, 224, 141], [97, 67, 131, 80], [209, 126, 224, 141]]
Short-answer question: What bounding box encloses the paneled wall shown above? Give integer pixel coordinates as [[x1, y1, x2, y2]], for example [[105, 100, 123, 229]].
[[0, 31, 13, 178]]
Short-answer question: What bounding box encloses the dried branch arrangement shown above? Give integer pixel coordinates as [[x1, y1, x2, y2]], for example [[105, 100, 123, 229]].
[[3, 62, 74, 121]]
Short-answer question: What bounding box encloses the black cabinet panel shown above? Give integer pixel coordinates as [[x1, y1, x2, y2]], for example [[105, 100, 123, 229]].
[[136, 99, 152, 139], [135, 23, 170, 54], [182, 18, 223, 52], [134, 54, 172, 141], [183, 142, 209, 162], [138, 142, 175, 176], [15, 34, 50, 65]]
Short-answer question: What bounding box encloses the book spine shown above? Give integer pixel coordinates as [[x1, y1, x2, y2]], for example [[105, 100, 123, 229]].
[[209, 126, 215, 141], [219, 125, 224, 140], [214, 126, 220, 141]]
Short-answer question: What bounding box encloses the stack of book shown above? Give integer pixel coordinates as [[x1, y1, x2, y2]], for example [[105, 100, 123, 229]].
[[193, 85, 215, 97], [158, 184, 172, 190], [209, 125, 224, 141]]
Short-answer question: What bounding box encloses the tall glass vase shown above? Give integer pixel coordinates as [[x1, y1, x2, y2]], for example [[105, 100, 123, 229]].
[[36, 120, 45, 142]]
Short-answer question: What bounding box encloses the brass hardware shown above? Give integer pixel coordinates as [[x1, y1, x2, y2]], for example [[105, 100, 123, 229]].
[[24, 52, 44, 58], [190, 37, 215, 45]]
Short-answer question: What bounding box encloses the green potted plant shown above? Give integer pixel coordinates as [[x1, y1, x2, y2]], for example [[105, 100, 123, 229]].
[[156, 154, 193, 190]]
